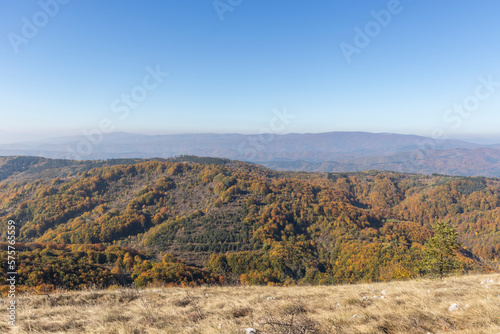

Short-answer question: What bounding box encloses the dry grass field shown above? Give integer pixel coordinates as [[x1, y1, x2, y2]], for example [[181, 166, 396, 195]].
[[1, 273, 499, 334]]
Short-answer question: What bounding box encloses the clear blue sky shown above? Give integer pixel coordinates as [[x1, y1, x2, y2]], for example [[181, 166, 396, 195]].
[[1, 0, 500, 143]]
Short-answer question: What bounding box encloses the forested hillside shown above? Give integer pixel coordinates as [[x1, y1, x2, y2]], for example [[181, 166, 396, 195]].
[[0, 156, 498, 290]]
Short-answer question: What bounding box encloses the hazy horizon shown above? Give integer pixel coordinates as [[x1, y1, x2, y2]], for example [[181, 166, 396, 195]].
[[1, 129, 500, 147]]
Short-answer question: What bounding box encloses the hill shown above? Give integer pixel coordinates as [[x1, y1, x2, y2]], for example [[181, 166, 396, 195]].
[[2, 273, 499, 333], [265, 147, 500, 177], [2, 131, 500, 176], [0, 156, 499, 290]]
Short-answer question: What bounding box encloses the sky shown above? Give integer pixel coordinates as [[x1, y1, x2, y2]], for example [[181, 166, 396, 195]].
[[1, 0, 500, 144]]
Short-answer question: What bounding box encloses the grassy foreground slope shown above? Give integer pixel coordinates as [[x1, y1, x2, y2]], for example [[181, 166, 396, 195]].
[[2, 273, 499, 334]]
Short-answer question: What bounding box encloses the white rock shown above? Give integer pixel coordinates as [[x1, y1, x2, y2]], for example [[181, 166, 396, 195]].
[[259, 294, 265, 299], [267, 296, 275, 300], [381, 290, 387, 295], [352, 314, 361, 318], [464, 304, 470, 309], [361, 296, 368, 301], [448, 303, 460, 312], [380, 296, 385, 299], [335, 302, 341, 307], [481, 278, 494, 284], [218, 323, 222, 329], [242, 328, 258, 334], [372, 295, 378, 299]]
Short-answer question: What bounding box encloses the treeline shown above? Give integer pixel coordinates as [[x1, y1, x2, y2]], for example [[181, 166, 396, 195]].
[[0, 243, 221, 294]]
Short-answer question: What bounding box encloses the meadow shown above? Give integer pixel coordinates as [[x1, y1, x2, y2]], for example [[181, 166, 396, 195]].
[[1, 273, 499, 334]]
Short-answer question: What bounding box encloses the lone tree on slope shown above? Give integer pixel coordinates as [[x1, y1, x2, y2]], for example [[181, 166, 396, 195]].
[[421, 220, 461, 279]]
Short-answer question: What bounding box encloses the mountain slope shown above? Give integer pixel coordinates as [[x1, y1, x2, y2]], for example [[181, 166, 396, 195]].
[[0, 156, 498, 288]]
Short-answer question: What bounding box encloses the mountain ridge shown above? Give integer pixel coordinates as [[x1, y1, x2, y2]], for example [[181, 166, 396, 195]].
[[0, 131, 499, 176]]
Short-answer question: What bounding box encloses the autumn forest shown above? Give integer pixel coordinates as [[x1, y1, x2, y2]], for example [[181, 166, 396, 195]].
[[0, 156, 499, 293]]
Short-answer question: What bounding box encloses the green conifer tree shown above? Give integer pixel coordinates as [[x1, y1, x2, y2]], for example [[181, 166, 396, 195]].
[[421, 220, 461, 279]]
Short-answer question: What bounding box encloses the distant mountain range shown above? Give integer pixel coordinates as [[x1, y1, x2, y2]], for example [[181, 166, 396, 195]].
[[1, 131, 500, 176]]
